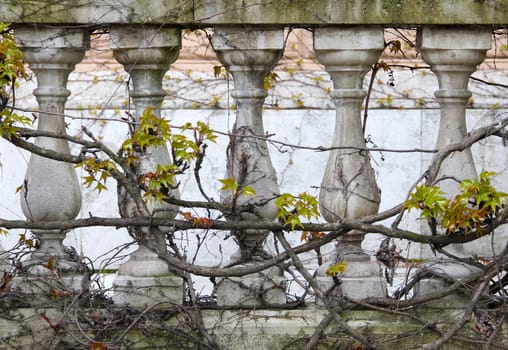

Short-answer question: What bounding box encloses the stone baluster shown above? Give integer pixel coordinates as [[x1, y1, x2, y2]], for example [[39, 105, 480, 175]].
[[415, 27, 491, 304], [418, 27, 490, 257], [110, 25, 183, 306], [314, 26, 385, 299], [417, 27, 491, 196], [15, 26, 88, 289], [213, 26, 286, 307]]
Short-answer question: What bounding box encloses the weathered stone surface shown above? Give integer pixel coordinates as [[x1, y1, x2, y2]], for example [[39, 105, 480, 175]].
[[0, 306, 507, 349], [2, 1, 508, 25], [215, 266, 286, 307]]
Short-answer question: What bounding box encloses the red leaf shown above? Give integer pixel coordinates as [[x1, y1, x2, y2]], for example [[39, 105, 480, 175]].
[[90, 342, 108, 350], [0, 272, 13, 292]]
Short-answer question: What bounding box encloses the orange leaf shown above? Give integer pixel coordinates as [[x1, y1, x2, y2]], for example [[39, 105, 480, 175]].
[[90, 342, 108, 350], [301, 231, 325, 242], [198, 217, 212, 228], [43, 256, 58, 274], [0, 272, 13, 292], [15, 184, 23, 193], [312, 231, 326, 239], [181, 212, 195, 221], [192, 216, 212, 228]]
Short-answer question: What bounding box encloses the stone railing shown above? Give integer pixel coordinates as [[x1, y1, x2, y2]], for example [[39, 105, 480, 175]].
[[1, 1, 508, 349]]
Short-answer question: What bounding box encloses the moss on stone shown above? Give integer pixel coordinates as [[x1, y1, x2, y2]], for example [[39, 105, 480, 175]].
[[1, 0, 508, 25]]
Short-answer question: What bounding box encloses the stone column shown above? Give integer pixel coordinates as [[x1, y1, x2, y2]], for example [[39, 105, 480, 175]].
[[15, 26, 88, 289], [314, 26, 386, 299], [416, 27, 491, 304], [110, 25, 183, 307], [213, 26, 286, 307]]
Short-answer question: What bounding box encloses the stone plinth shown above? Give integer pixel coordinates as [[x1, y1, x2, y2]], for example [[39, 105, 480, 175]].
[[215, 266, 286, 307]]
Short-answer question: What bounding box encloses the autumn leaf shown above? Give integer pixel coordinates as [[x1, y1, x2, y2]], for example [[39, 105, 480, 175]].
[[389, 40, 401, 54], [42, 256, 58, 275], [90, 342, 108, 350], [14, 184, 23, 193], [181, 211, 194, 221], [378, 61, 390, 71], [213, 65, 222, 78], [18, 233, 34, 247], [193, 217, 212, 228], [0, 272, 13, 292], [349, 346, 363, 350], [300, 231, 325, 242]]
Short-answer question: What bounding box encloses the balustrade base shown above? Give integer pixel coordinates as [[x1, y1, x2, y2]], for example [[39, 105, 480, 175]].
[[215, 265, 286, 307], [113, 274, 184, 307], [10, 272, 87, 306], [10, 253, 89, 300], [317, 257, 387, 301], [415, 261, 482, 309], [0, 306, 505, 349]]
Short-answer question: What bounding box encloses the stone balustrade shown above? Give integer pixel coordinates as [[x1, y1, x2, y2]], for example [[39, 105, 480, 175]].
[[1, 1, 508, 349]]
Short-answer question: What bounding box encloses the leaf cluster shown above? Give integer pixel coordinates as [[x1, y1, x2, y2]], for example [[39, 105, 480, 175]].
[[120, 108, 172, 157], [264, 71, 279, 90], [78, 158, 117, 193], [275, 192, 319, 230], [80, 109, 218, 203], [405, 171, 508, 235], [218, 177, 256, 198], [181, 211, 213, 228], [0, 108, 32, 140], [0, 23, 28, 88], [0, 23, 31, 140], [140, 164, 180, 202]]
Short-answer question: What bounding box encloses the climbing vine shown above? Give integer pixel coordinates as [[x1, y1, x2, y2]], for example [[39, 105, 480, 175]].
[[405, 171, 508, 235], [0, 22, 32, 140]]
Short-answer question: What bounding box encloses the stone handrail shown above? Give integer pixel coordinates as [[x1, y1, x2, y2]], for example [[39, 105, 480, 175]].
[[1, 0, 508, 25]]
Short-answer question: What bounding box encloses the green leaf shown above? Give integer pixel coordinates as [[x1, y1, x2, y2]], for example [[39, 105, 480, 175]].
[[408, 172, 507, 236], [405, 184, 447, 219], [242, 185, 256, 198], [275, 192, 320, 230], [219, 178, 239, 193], [264, 71, 279, 90], [326, 260, 347, 276]]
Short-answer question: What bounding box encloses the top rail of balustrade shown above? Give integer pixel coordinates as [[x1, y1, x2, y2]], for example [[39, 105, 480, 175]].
[[1, 0, 508, 26]]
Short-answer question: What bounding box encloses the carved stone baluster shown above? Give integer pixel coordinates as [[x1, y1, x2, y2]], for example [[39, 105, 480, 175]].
[[416, 27, 491, 303], [15, 26, 88, 289], [213, 26, 286, 307], [418, 27, 491, 196], [418, 27, 490, 259], [110, 25, 183, 306], [314, 26, 386, 299]]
